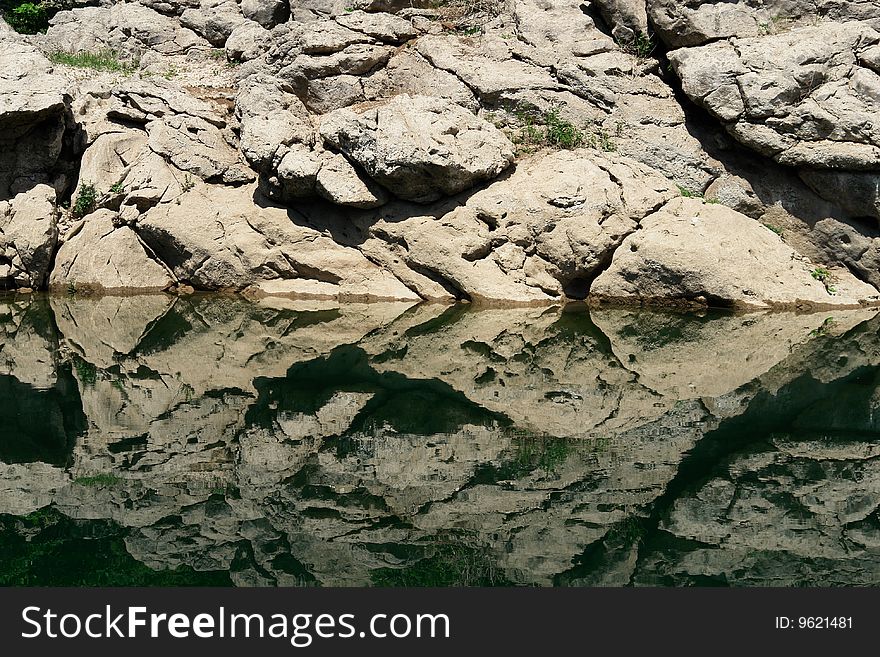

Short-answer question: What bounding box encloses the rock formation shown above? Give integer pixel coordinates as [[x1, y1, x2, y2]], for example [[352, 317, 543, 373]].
[[0, 0, 875, 307]]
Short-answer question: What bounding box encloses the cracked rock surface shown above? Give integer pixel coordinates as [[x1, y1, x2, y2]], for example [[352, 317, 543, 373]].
[[0, 0, 876, 305]]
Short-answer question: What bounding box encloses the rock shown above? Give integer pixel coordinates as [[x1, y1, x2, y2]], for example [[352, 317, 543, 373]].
[[0, 185, 59, 289], [225, 20, 272, 61], [0, 41, 72, 198], [319, 94, 515, 202], [135, 181, 419, 300], [800, 170, 880, 222], [591, 197, 880, 309], [236, 75, 314, 170], [669, 21, 880, 169], [49, 210, 176, 292], [146, 115, 253, 184], [359, 149, 676, 302], [77, 130, 150, 193], [334, 10, 417, 44], [315, 152, 388, 208], [648, 0, 880, 49], [240, 0, 290, 28], [274, 144, 323, 200], [110, 78, 227, 128], [180, 0, 246, 47], [592, 0, 649, 42], [416, 35, 562, 105]]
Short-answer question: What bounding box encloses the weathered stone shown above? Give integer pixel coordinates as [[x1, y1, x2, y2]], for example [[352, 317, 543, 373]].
[[315, 152, 389, 208], [591, 197, 880, 309], [240, 0, 290, 28], [50, 210, 175, 292], [180, 0, 246, 47], [0, 185, 59, 288], [147, 115, 253, 183], [135, 181, 419, 300], [669, 21, 880, 169], [0, 42, 71, 199], [225, 20, 272, 61], [320, 94, 515, 202]]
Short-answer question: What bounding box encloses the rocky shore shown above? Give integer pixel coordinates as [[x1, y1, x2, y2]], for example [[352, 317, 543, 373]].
[[1, 0, 880, 309]]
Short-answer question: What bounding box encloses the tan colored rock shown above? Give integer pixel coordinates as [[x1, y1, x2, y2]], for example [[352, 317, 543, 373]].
[[135, 181, 419, 300], [50, 210, 176, 293], [0, 185, 59, 288], [591, 198, 880, 309], [320, 94, 515, 202], [315, 152, 388, 208]]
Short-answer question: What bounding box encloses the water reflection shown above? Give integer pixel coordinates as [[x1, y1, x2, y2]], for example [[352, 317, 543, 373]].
[[1, 294, 879, 586]]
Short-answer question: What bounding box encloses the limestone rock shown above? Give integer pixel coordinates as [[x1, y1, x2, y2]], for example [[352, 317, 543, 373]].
[[0, 41, 71, 198], [315, 152, 388, 208], [669, 21, 880, 169], [147, 115, 253, 184], [135, 181, 418, 300], [50, 210, 176, 292], [319, 94, 515, 202], [0, 185, 59, 288], [180, 0, 246, 47], [240, 0, 290, 28], [359, 149, 676, 302], [592, 0, 650, 42], [225, 20, 272, 61], [591, 197, 880, 309]]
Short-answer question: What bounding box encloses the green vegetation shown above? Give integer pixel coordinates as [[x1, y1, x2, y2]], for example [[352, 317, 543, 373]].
[[110, 181, 124, 194], [0, 1, 79, 34], [73, 473, 121, 487], [3, 1, 45, 33], [511, 435, 571, 474], [71, 182, 98, 218], [618, 32, 657, 60], [811, 266, 837, 295], [763, 222, 784, 237], [810, 317, 837, 337], [181, 173, 196, 192], [512, 108, 616, 154], [545, 109, 585, 149], [73, 356, 97, 386], [48, 49, 136, 73], [677, 185, 701, 198]]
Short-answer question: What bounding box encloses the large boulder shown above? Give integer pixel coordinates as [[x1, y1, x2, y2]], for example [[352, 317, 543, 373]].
[[648, 0, 880, 49], [358, 149, 677, 302], [668, 21, 880, 170], [240, 0, 290, 28], [49, 210, 176, 293], [134, 181, 419, 300], [319, 94, 515, 203], [591, 197, 880, 309], [0, 42, 72, 199], [0, 185, 59, 289]]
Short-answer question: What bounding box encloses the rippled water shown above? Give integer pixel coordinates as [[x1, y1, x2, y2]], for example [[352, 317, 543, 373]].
[[1, 294, 879, 586]]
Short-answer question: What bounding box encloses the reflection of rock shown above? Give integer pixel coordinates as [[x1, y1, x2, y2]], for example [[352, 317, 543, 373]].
[[594, 308, 879, 399], [2, 296, 880, 586]]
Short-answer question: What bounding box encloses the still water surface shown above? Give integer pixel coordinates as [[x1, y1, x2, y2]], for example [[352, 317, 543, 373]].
[[2, 294, 880, 586]]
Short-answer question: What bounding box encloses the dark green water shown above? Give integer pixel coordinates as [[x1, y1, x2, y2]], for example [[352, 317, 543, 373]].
[[1, 294, 879, 586]]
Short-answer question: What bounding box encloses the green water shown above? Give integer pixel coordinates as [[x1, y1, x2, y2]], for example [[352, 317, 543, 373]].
[[1, 293, 879, 587]]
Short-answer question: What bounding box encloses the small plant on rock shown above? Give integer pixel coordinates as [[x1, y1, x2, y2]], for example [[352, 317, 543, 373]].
[[71, 182, 97, 218], [545, 109, 585, 149], [4, 2, 47, 34], [48, 49, 136, 73]]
